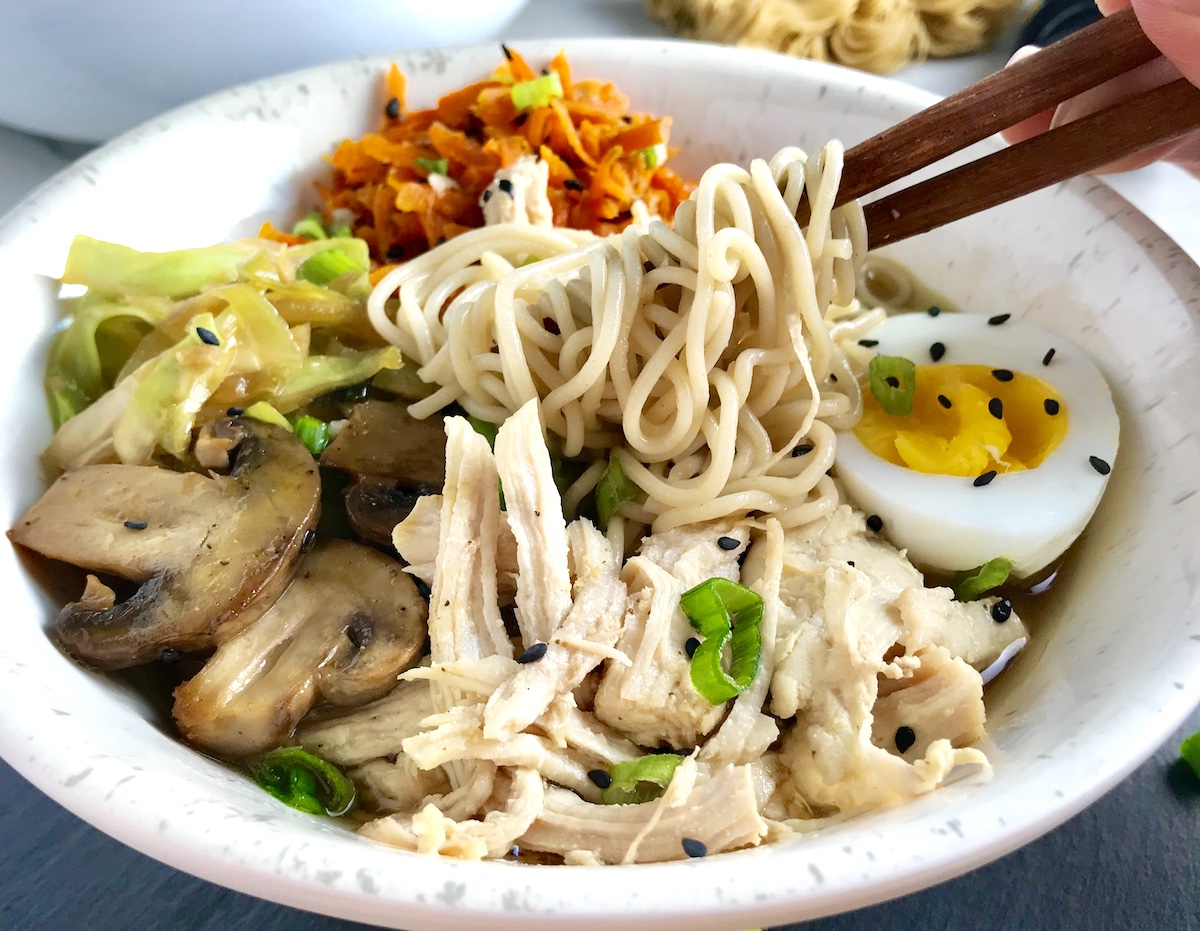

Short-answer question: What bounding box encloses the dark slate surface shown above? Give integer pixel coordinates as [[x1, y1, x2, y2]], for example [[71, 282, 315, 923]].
[[2, 711, 1198, 931]]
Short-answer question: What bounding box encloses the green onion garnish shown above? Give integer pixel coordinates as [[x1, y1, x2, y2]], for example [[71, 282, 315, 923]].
[[291, 415, 331, 457], [296, 248, 365, 287], [638, 144, 667, 169], [596, 456, 645, 530], [680, 578, 764, 704], [414, 156, 449, 176], [467, 415, 499, 448], [250, 747, 356, 816], [952, 556, 1013, 601], [291, 212, 328, 241], [1181, 732, 1200, 780], [600, 753, 685, 805], [868, 354, 917, 416], [328, 221, 353, 239], [510, 72, 564, 111]]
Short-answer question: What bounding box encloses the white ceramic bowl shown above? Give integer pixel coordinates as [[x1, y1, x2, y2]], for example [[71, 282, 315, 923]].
[[0, 0, 531, 143], [2, 39, 1200, 931]]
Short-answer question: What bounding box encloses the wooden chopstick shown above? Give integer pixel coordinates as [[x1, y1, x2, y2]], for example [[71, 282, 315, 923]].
[[838, 8, 1158, 207], [864, 77, 1200, 247], [822, 7, 1200, 249]]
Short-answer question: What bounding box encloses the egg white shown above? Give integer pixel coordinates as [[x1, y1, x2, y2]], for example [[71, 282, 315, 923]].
[[835, 313, 1119, 578]]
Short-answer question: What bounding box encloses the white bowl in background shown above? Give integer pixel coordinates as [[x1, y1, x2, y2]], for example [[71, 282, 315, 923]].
[[0, 0, 531, 142], [1, 38, 1200, 931]]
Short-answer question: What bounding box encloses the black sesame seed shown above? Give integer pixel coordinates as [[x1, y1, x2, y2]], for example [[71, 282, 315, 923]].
[[937, 394, 952, 409], [830, 373, 838, 383], [513, 112, 529, 127], [792, 442, 814, 457], [498, 178, 514, 196], [588, 768, 612, 789], [301, 528, 317, 553], [973, 470, 997, 487], [847, 560, 855, 567], [717, 535, 740, 551], [543, 316, 560, 335], [123, 519, 148, 530], [196, 326, 219, 346], [501, 43, 514, 60], [482, 189, 493, 203], [384, 96, 400, 119], [387, 244, 406, 260], [929, 341, 946, 362], [226, 406, 244, 416], [927, 306, 941, 317], [1044, 398, 1060, 416], [509, 845, 521, 858], [1089, 455, 1112, 476], [991, 598, 1013, 623], [866, 514, 883, 533], [992, 368, 1014, 382], [885, 375, 900, 388], [988, 313, 1011, 326], [858, 338, 879, 348], [685, 636, 700, 658], [161, 647, 181, 665], [517, 641, 549, 664], [681, 838, 708, 859], [988, 397, 1003, 420], [1042, 347, 1056, 366], [564, 178, 584, 191], [895, 726, 916, 753], [541, 67, 550, 76]]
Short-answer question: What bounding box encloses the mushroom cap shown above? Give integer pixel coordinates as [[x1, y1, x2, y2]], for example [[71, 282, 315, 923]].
[[173, 539, 428, 759], [8, 417, 320, 668]]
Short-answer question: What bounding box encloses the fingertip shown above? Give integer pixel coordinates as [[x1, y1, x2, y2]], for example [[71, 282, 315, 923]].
[[1005, 45, 1041, 68], [1001, 109, 1056, 146]]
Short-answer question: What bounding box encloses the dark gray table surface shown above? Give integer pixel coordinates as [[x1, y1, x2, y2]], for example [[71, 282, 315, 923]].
[[3, 710, 1198, 931]]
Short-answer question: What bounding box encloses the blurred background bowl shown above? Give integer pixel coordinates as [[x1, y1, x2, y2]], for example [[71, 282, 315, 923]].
[[0, 0, 532, 142]]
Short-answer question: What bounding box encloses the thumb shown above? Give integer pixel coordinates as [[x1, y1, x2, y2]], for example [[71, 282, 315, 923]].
[[1128, 0, 1200, 87]]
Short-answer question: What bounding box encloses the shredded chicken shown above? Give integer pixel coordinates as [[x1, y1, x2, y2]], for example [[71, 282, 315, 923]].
[[480, 155, 554, 228]]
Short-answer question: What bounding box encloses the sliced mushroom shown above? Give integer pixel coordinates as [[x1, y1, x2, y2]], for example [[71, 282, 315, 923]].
[[344, 477, 438, 549], [8, 417, 319, 669], [320, 399, 446, 486], [173, 539, 428, 759]]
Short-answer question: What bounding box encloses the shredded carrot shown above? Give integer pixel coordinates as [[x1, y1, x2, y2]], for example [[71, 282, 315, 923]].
[[258, 221, 309, 246], [315, 48, 694, 264]]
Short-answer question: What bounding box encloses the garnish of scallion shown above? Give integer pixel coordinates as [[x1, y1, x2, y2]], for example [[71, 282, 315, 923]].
[[295, 248, 365, 287], [1181, 732, 1200, 780], [291, 415, 331, 457], [414, 156, 450, 176], [680, 578, 764, 704], [868, 354, 917, 416], [952, 556, 1013, 601], [291, 212, 328, 241], [510, 72, 564, 111], [250, 747, 356, 817], [595, 456, 645, 530], [600, 753, 685, 805]]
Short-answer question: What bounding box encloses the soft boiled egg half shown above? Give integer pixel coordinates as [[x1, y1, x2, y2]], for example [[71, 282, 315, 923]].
[[835, 311, 1119, 579]]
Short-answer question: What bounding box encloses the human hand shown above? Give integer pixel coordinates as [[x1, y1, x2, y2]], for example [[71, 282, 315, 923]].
[[1001, 0, 1200, 175]]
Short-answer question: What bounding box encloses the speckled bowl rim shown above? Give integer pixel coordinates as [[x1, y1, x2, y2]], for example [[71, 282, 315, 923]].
[[1, 38, 1199, 931]]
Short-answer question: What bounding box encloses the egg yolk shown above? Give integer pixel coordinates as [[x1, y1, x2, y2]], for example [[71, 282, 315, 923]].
[[855, 364, 1068, 476]]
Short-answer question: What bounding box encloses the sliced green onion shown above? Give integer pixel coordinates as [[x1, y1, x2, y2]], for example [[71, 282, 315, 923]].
[[467, 415, 499, 448], [291, 212, 328, 241], [243, 401, 291, 430], [952, 556, 1013, 601], [681, 578, 764, 704], [250, 747, 356, 817], [638, 144, 667, 169], [596, 456, 645, 530], [601, 753, 685, 805], [868, 354, 917, 416], [1181, 732, 1200, 780], [414, 156, 449, 176], [520, 255, 542, 267], [291, 415, 331, 457], [296, 248, 365, 287], [511, 72, 564, 111], [328, 221, 353, 239]]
